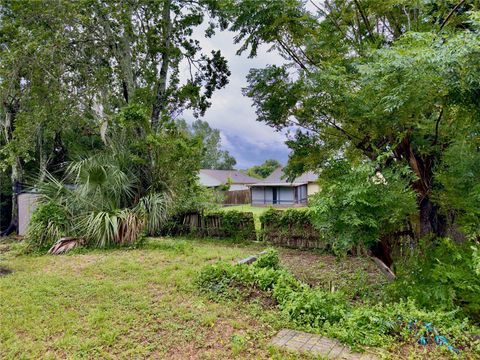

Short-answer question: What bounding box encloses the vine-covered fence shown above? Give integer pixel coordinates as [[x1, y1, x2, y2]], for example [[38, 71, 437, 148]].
[[161, 208, 326, 249], [259, 209, 324, 249], [162, 210, 256, 240]]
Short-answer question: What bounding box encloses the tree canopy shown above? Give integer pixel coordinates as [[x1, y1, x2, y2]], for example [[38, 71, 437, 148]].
[[246, 159, 281, 178], [231, 0, 480, 244], [0, 0, 231, 231], [178, 119, 237, 170]]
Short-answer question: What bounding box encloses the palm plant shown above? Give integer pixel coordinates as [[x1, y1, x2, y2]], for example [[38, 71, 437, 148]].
[[36, 134, 171, 248]]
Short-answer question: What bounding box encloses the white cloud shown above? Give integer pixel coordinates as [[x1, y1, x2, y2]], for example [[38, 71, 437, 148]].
[[183, 27, 290, 168]]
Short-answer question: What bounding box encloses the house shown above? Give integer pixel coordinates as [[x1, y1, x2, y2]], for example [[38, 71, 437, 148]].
[[198, 169, 258, 191], [249, 167, 319, 206]]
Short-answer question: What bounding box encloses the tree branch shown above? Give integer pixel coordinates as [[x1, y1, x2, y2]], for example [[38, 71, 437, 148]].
[[439, 0, 466, 32]]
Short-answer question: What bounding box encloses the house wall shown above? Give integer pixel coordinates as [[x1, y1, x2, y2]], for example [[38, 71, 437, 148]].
[[278, 187, 294, 204], [307, 182, 320, 196], [229, 184, 249, 191], [298, 185, 308, 204], [252, 187, 271, 205], [251, 186, 299, 206]]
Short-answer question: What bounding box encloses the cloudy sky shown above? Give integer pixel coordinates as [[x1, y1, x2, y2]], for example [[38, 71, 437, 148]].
[[184, 28, 290, 169]]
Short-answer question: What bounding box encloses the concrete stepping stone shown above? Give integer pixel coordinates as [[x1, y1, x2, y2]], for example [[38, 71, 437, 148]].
[[271, 329, 378, 359]]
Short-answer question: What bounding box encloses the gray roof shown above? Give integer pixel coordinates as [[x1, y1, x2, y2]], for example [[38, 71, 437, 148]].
[[249, 167, 318, 187], [199, 169, 258, 184]]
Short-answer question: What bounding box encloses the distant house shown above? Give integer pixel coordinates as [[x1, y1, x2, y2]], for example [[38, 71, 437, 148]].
[[198, 169, 258, 191], [249, 167, 319, 206]]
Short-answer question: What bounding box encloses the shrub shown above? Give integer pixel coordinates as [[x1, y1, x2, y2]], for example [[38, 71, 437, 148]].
[[309, 160, 417, 254], [327, 299, 475, 349], [196, 262, 239, 298], [388, 238, 480, 322], [163, 210, 256, 241], [253, 248, 280, 269], [280, 287, 348, 328], [210, 210, 256, 240], [25, 201, 70, 250]]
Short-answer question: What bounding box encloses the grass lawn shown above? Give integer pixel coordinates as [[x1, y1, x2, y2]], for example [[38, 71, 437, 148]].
[[221, 205, 280, 230], [0, 237, 385, 359]]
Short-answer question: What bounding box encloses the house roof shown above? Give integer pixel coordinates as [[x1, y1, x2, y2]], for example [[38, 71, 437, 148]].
[[199, 169, 258, 185], [249, 167, 318, 187]]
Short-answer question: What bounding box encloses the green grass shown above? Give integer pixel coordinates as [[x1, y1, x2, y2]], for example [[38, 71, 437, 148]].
[[2, 237, 462, 359], [221, 205, 271, 216], [0, 237, 321, 359], [221, 205, 272, 230]]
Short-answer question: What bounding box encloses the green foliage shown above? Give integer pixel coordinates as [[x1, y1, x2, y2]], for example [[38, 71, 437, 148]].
[[196, 262, 239, 299], [434, 139, 480, 239], [178, 119, 237, 170], [309, 160, 417, 254], [33, 105, 207, 248], [388, 238, 480, 322], [235, 0, 480, 240], [197, 250, 479, 351], [246, 159, 281, 179], [253, 248, 279, 269], [260, 208, 312, 227], [205, 210, 257, 240], [25, 201, 70, 250], [259, 208, 322, 249], [163, 210, 256, 241], [327, 299, 473, 349]]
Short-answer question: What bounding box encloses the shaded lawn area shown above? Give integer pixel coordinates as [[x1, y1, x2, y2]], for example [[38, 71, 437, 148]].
[[0, 237, 386, 359]]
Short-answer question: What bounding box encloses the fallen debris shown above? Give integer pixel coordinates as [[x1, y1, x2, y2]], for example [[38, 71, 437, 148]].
[[237, 250, 267, 265], [48, 237, 85, 255]]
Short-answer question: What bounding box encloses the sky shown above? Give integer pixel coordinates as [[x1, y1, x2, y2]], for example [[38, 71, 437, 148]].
[[183, 28, 291, 170]]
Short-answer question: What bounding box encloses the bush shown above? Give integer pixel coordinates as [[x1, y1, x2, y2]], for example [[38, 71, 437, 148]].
[[309, 160, 417, 255], [327, 299, 474, 349], [196, 262, 239, 298], [253, 248, 280, 269], [25, 201, 70, 250], [163, 210, 256, 241], [388, 238, 480, 322]]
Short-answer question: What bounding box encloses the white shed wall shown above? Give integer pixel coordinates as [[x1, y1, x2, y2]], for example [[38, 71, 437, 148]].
[[18, 193, 41, 236]]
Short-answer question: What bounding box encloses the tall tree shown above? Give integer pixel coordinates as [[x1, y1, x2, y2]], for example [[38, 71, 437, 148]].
[[178, 119, 237, 170], [0, 0, 84, 232], [230, 1, 480, 240], [0, 0, 232, 234], [77, 0, 231, 129]]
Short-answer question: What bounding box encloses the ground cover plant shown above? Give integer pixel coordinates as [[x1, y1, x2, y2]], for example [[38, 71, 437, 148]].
[[198, 250, 480, 358]]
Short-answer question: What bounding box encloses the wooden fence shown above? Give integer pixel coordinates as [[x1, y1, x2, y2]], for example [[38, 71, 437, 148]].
[[222, 190, 250, 205], [162, 211, 256, 240]]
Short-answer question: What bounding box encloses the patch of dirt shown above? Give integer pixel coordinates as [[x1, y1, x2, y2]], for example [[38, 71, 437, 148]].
[[240, 284, 277, 309], [0, 266, 12, 276], [42, 253, 106, 274], [0, 244, 10, 254], [278, 248, 387, 303]]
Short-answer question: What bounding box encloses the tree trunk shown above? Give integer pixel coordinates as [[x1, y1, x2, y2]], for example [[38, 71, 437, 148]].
[[1, 105, 22, 236], [395, 135, 447, 239], [151, 0, 172, 131]]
